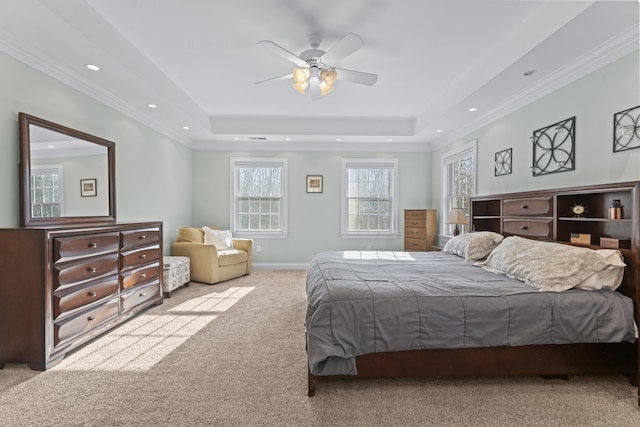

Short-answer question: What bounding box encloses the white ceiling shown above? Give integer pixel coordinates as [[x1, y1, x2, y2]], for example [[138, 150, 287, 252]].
[[0, 0, 638, 152]]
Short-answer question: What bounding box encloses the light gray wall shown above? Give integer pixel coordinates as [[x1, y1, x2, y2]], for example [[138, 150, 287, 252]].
[[430, 51, 640, 242], [191, 150, 432, 265], [0, 51, 193, 252]]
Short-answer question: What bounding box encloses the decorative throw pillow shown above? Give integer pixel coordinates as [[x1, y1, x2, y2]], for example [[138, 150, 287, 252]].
[[202, 226, 233, 250], [442, 231, 504, 261], [573, 249, 626, 291], [177, 226, 204, 243], [476, 236, 618, 292]]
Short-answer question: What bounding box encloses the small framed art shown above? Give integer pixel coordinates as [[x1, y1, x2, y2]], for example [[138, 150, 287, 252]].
[[80, 178, 97, 197], [306, 175, 323, 193]]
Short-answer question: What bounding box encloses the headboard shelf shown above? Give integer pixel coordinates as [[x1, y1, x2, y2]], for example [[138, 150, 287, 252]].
[[470, 181, 639, 305]]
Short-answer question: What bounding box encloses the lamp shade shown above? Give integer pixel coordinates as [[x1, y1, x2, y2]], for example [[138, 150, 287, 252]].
[[446, 208, 468, 225]]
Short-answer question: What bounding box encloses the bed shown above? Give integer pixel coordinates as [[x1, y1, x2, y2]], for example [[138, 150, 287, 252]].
[[305, 182, 640, 403]]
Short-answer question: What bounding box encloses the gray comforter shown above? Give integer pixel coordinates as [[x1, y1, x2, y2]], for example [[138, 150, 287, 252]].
[[305, 251, 636, 376]]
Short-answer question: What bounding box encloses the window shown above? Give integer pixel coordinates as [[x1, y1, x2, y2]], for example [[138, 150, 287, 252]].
[[230, 158, 287, 238], [341, 158, 398, 238], [441, 140, 477, 236], [31, 164, 63, 218]]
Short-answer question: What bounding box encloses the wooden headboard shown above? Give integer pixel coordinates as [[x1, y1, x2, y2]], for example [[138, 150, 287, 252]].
[[470, 181, 639, 306]]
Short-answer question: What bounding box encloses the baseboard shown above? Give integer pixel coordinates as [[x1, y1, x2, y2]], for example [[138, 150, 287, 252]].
[[253, 262, 309, 270]]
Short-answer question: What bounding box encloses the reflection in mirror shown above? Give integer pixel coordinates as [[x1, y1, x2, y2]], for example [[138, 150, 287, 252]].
[[19, 113, 116, 227], [29, 125, 109, 218]]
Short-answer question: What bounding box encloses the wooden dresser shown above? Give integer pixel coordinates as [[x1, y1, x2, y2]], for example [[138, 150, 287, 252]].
[[404, 209, 436, 251], [0, 222, 163, 370]]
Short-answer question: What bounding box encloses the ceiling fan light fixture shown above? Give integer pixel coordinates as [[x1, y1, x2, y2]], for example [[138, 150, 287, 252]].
[[292, 81, 308, 94], [292, 67, 310, 84], [319, 81, 334, 96], [321, 69, 338, 86]]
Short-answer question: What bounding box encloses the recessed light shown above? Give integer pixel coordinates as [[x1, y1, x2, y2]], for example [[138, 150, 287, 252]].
[[182, 126, 190, 130], [47, 145, 55, 148], [233, 137, 240, 141], [468, 107, 478, 112], [285, 137, 291, 141], [436, 129, 443, 133], [147, 103, 157, 108], [85, 64, 100, 71], [336, 138, 342, 142], [386, 138, 393, 142]]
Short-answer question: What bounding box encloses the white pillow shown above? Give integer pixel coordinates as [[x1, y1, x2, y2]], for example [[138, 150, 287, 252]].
[[202, 227, 233, 250], [442, 231, 504, 261], [475, 236, 619, 292], [574, 249, 626, 291]]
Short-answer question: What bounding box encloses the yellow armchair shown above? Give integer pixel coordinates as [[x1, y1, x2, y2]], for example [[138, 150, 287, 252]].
[[171, 227, 252, 284]]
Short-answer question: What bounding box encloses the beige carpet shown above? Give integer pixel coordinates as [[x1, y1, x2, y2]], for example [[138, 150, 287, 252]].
[[1, 270, 639, 426]]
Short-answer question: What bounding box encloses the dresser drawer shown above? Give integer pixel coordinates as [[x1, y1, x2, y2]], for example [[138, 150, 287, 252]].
[[121, 228, 160, 250], [404, 238, 427, 251], [503, 219, 552, 239], [121, 246, 160, 270], [405, 210, 426, 220], [405, 227, 426, 239], [503, 197, 552, 216], [53, 275, 119, 319], [54, 253, 119, 290], [121, 280, 161, 312], [405, 218, 426, 229], [53, 232, 120, 262], [54, 298, 119, 347], [121, 262, 160, 289]]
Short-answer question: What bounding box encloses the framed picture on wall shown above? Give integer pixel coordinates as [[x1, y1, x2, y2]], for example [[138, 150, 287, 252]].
[[306, 175, 323, 193], [80, 178, 97, 197]]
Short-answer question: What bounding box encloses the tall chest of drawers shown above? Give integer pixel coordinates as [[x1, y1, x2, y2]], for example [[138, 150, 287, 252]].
[[404, 209, 436, 251], [0, 222, 163, 370]]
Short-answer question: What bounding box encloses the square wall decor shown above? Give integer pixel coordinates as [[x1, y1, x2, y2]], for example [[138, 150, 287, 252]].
[[494, 148, 512, 176], [531, 116, 575, 177], [613, 105, 640, 152]]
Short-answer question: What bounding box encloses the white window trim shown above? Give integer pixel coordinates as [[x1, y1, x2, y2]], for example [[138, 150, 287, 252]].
[[440, 139, 477, 237], [31, 164, 64, 216], [229, 157, 288, 239], [340, 158, 399, 239]]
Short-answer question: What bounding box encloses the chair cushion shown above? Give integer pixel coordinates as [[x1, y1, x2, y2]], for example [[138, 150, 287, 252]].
[[176, 226, 204, 243], [218, 249, 248, 266]]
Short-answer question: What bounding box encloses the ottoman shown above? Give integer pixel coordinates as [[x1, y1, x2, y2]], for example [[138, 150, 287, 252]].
[[163, 256, 190, 297]]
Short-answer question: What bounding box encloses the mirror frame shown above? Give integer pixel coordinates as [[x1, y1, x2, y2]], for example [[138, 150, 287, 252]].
[[19, 112, 116, 227]]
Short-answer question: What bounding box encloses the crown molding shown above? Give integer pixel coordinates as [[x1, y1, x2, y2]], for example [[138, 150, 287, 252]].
[[429, 25, 639, 152]]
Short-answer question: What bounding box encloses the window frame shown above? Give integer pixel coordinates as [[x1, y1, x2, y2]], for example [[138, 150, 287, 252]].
[[229, 157, 288, 239], [30, 164, 64, 218], [440, 139, 477, 237], [340, 158, 399, 239]]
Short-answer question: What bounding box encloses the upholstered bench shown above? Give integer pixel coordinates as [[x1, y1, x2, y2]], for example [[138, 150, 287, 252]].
[[163, 256, 190, 297]]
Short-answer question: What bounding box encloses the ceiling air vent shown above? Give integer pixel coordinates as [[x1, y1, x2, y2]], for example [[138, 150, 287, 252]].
[[248, 137, 267, 140]]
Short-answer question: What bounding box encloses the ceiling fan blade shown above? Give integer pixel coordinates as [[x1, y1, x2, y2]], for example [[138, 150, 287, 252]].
[[258, 40, 308, 68], [335, 68, 378, 86], [255, 73, 293, 84], [320, 33, 364, 66]]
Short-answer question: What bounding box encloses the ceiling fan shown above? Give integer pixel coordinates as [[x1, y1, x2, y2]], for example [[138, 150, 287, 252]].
[[256, 32, 378, 100]]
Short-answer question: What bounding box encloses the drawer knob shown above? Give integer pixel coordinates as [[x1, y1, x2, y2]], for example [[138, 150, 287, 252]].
[[140, 254, 147, 259], [88, 316, 96, 321], [88, 267, 97, 273], [520, 205, 528, 209], [520, 225, 528, 230], [140, 273, 147, 279], [88, 291, 97, 297], [139, 235, 147, 240], [89, 242, 97, 248], [139, 292, 146, 297], [411, 221, 418, 225]]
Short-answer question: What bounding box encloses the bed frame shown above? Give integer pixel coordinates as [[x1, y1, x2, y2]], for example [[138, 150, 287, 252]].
[[307, 182, 640, 404]]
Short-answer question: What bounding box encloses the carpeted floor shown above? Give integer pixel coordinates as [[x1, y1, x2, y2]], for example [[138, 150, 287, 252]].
[[1, 270, 639, 426]]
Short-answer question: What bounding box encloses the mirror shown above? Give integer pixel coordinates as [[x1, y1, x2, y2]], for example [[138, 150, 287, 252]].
[[19, 113, 116, 227]]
